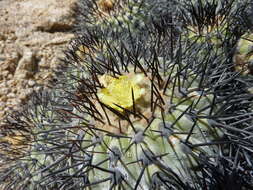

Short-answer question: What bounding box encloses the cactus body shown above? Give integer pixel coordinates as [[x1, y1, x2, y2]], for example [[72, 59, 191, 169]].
[[234, 33, 253, 75], [1, 0, 253, 190]]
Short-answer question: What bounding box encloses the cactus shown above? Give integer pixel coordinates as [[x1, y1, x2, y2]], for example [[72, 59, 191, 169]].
[[75, 0, 175, 35], [2, 27, 252, 189], [1, 0, 253, 189], [233, 32, 253, 75], [181, 0, 251, 50], [0, 90, 71, 189], [59, 28, 253, 189]]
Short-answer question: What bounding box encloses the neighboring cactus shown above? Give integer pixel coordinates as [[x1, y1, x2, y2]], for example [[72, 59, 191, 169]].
[[233, 32, 253, 75], [181, 0, 248, 48], [75, 0, 179, 37], [0, 90, 73, 189], [76, 0, 147, 33]]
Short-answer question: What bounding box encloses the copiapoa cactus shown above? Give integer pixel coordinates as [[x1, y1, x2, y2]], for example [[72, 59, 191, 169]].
[[0, 90, 74, 189], [2, 25, 253, 189], [75, 0, 177, 35], [1, 0, 253, 190], [59, 25, 253, 189]]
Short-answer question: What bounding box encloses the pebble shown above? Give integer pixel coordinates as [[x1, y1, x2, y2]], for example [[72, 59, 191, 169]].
[[28, 80, 35, 87]]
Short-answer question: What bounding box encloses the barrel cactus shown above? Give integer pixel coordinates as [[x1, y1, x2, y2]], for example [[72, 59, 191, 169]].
[[1, 0, 253, 190], [0, 34, 222, 189]]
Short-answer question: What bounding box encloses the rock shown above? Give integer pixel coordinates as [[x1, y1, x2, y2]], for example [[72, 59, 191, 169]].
[[0, 0, 76, 125], [1, 71, 9, 79], [6, 80, 17, 87], [6, 93, 15, 99], [14, 71, 30, 80], [34, 0, 76, 32], [0, 102, 5, 108], [28, 80, 36, 87], [14, 48, 37, 79], [0, 88, 9, 96], [7, 74, 13, 80]]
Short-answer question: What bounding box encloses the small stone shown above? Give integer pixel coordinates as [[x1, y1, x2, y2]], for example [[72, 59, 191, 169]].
[[34, 86, 42, 91], [7, 73, 13, 79], [0, 34, 6, 40], [0, 96, 7, 102], [26, 88, 34, 95], [11, 88, 17, 94], [14, 70, 30, 80], [7, 79, 17, 87], [0, 88, 9, 96], [38, 57, 49, 68], [19, 92, 27, 101], [28, 80, 35, 87], [0, 102, 6, 108], [0, 111, 5, 118], [12, 99, 21, 106], [15, 48, 37, 78], [1, 70, 9, 78], [0, 82, 7, 89], [4, 107, 10, 112], [7, 93, 15, 98]]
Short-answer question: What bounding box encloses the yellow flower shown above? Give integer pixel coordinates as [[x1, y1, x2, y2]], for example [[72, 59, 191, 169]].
[[97, 74, 145, 112]]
